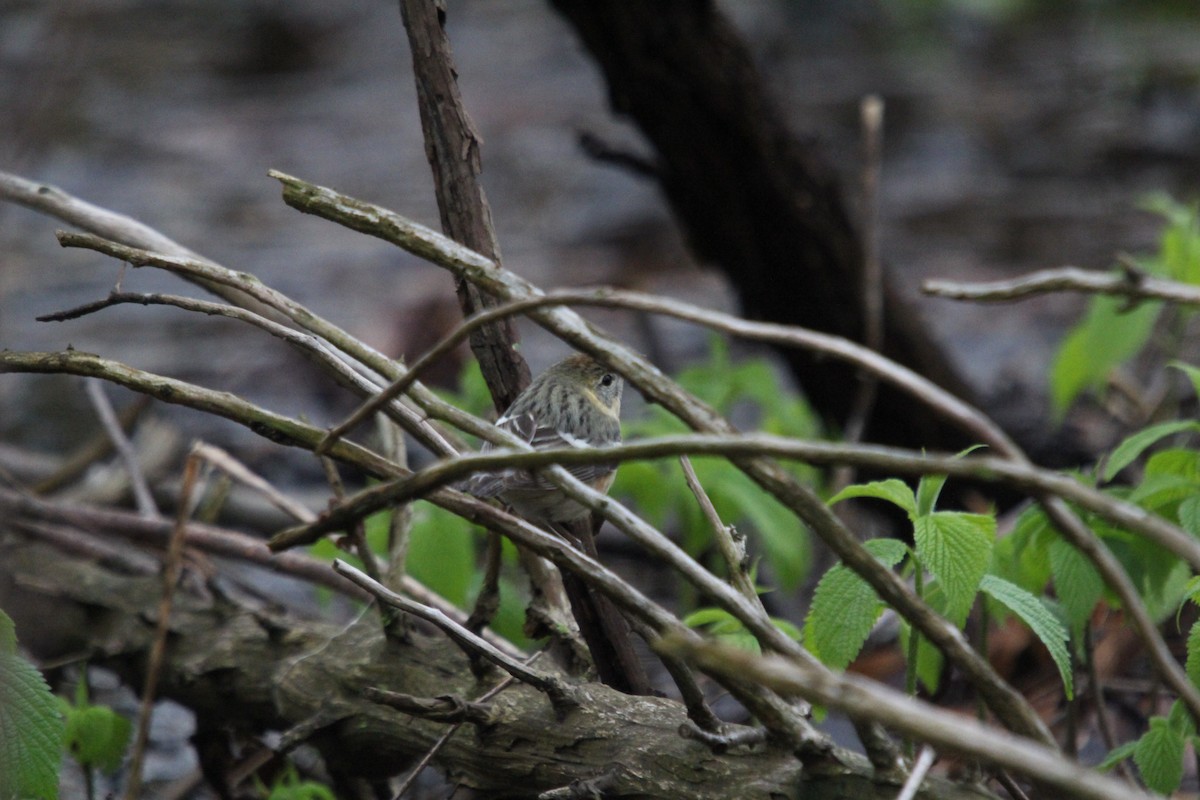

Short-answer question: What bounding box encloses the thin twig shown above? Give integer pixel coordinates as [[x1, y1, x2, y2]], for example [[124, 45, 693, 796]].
[[332, 560, 578, 710], [923, 265, 1200, 306], [679, 455, 758, 608], [274, 435, 1200, 576], [41, 284, 462, 459], [895, 745, 934, 800], [318, 286, 1020, 460], [834, 95, 885, 491], [321, 456, 382, 582], [123, 446, 202, 800], [668, 638, 1152, 800], [193, 442, 315, 523], [84, 378, 159, 518], [389, 655, 539, 799]]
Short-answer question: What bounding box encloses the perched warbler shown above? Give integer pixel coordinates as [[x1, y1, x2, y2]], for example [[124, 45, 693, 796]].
[[463, 354, 623, 524]]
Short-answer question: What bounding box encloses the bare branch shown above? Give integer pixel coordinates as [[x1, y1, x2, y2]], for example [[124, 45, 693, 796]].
[[923, 265, 1200, 306], [334, 559, 580, 710], [667, 638, 1153, 800], [84, 378, 159, 518]]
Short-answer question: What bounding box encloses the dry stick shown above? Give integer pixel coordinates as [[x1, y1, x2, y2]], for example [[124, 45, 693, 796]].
[[333, 559, 579, 710], [0, 169, 276, 317], [377, 416, 414, 594], [679, 455, 758, 608], [1084, 625, 1135, 784], [44, 280, 462, 462], [283, 437, 1200, 576], [123, 447, 202, 800], [396, 0, 529, 413], [321, 456, 383, 582], [52, 235, 477, 459], [84, 377, 160, 518], [923, 265, 1200, 306], [356, 0, 648, 688], [193, 442, 315, 524], [321, 286, 1022, 461], [668, 638, 1152, 800], [835, 94, 886, 491], [389, 669, 522, 800], [30, 395, 150, 494], [285, 431, 1200, 731], [895, 745, 936, 800]]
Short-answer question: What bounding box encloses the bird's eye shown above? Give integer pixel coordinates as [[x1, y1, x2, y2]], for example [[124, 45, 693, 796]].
[[600, 373, 615, 387]]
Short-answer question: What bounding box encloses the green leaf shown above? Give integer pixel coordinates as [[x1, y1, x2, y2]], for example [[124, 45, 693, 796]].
[[400, 502, 478, 607], [981, 575, 1073, 699], [1048, 538, 1103, 636], [64, 703, 131, 772], [1170, 361, 1200, 400], [1167, 699, 1195, 736], [0, 610, 64, 800], [828, 479, 917, 518], [913, 512, 995, 623], [683, 608, 759, 652], [1187, 618, 1200, 689], [1102, 420, 1200, 482], [1050, 295, 1162, 413], [915, 473, 948, 518], [804, 539, 907, 670], [1134, 716, 1185, 795], [1096, 740, 1138, 771], [899, 619, 945, 694]]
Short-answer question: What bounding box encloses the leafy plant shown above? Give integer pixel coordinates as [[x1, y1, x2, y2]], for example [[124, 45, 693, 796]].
[[809, 466, 1074, 698], [0, 609, 64, 800], [619, 337, 821, 590], [257, 763, 336, 800], [1051, 195, 1200, 413], [59, 672, 133, 798]]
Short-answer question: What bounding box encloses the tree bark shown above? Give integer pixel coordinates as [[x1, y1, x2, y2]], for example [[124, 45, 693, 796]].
[[550, 0, 979, 455], [0, 532, 998, 800]]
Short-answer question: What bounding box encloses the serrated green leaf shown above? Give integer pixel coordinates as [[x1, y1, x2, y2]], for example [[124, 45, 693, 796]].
[[981, 575, 1073, 699], [805, 539, 907, 670], [0, 612, 14, 654], [1187, 619, 1200, 689], [1145, 448, 1200, 480], [914, 512, 994, 623], [1134, 717, 1185, 795], [1101, 420, 1200, 482], [1048, 538, 1103, 635], [0, 612, 64, 800], [828, 479, 916, 518], [1179, 496, 1200, 537], [1167, 698, 1195, 736], [1051, 296, 1161, 414]]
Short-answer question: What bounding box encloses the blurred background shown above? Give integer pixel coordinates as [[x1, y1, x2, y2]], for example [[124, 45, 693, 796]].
[[3, 0, 1200, 794], [3, 0, 1199, 454]]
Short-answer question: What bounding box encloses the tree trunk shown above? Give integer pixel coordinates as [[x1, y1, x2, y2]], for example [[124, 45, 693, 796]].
[[550, 0, 980, 455]]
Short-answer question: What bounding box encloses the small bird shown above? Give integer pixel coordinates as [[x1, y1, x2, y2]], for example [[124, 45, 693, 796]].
[[463, 353, 623, 524]]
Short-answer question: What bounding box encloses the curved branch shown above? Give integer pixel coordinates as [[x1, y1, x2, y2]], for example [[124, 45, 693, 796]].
[[923, 265, 1200, 306]]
